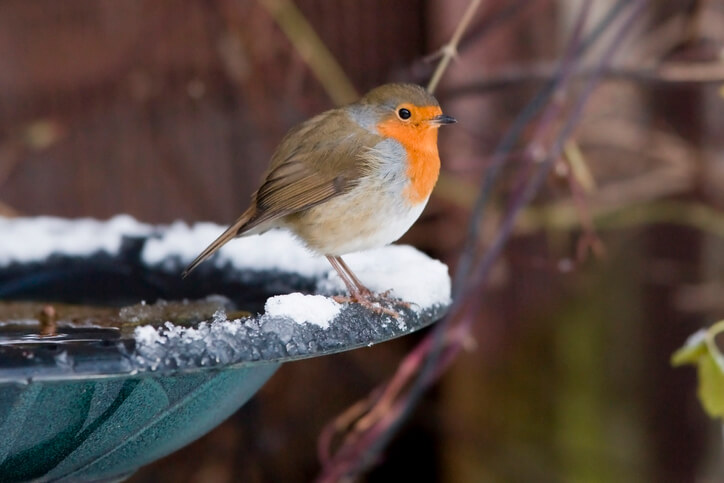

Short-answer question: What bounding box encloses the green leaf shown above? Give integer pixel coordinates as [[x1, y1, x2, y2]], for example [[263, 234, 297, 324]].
[[697, 353, 724, 417], [673, 322, 724, 419], [671, 329, 707, 367]]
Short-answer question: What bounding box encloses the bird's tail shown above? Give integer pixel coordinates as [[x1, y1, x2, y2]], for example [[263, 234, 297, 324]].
[[182, 208, 255, 278]]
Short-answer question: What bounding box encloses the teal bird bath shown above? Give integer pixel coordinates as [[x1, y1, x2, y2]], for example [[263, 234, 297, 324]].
[[0, 216, 450, 482]]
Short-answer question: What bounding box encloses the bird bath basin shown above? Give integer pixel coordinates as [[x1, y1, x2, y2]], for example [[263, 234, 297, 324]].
[[0, 216, 450, 482]]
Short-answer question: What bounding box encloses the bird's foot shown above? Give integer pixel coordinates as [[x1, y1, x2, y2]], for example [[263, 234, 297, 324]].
[[333, 294, 400, 317], [377, 289, 411, 309], [333, 289, 406, 318]]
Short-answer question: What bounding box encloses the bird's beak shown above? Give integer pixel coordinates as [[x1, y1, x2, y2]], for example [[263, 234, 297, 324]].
[[429, 114, 457, 125]]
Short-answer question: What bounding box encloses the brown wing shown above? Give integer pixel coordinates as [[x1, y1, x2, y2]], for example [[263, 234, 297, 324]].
[[243, 108, 380, 231], [248, 157, 344, 228], [182, 108, 380, 277]]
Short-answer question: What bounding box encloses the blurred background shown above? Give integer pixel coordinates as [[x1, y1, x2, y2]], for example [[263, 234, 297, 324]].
[[2, 0, 724, 481]]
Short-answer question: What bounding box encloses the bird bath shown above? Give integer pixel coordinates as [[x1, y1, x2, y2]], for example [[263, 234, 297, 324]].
[[0, 216, 450, 482]]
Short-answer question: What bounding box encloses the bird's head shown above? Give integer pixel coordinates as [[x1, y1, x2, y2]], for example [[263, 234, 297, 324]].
[[352, 83, 456, 147]]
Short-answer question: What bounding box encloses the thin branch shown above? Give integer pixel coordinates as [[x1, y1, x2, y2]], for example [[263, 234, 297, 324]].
[[462, 0, 649, 305], [458, 0, 539, 53], [257, 0, 359, 105], [565, 156, 606, 260], [444, 60, 724, 96], [535, 200, 724, 240], [560, 140, 605, 259], [0, 200, 19, 218], [426, 0, 483, 94], [451, 0, 606, 297]]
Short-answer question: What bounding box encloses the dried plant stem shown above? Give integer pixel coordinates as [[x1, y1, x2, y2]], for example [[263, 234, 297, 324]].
[[522, 200, 724, 239], [257, 0, 358, 105], [437, 164, 706, 239], [427, 0, 483, 94], [0, 200, 19, 217], [460, 0, 648, 304], [562, 141, 605, 259], [563, 140, 596, 192], [447, 61, 724, 95]]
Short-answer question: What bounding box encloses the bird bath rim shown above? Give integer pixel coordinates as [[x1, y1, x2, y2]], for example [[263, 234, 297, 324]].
[[0, 215, 451, 381]]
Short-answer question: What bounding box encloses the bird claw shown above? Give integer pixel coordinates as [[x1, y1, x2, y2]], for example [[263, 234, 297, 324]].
[[332, 291, 404, 318], [377, 289, 411, 309]]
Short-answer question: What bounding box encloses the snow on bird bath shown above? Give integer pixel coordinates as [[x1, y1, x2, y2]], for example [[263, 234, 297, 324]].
[[142, 221, 331, 278], [0, 215, 151, 265], [317, 245, 451, 309], [264, 294, 341, 329], [140, 218, 451, 310], [1, 215, 451, 370], [0, 216, 451, 312]]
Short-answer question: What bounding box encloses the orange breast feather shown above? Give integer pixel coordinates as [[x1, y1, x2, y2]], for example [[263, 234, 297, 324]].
[[377, 107, 442, 205]]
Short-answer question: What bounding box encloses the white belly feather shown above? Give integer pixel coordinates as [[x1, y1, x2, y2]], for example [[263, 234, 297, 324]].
[[280, 135, 430, 256], [282, 178, 429, 256]]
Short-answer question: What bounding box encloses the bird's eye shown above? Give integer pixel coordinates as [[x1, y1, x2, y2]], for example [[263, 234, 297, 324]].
[[398, 108, 412, 120]]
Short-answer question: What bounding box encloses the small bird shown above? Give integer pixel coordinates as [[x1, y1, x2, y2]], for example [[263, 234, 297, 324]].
[[183, 83, 455, 310]]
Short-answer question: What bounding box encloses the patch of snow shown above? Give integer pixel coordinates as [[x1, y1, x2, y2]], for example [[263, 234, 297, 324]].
[[0, 215, 151, 266], [264, 293, 341, 329], [317, 245, 451, 310], [142, 221, 330, 278], [141, 221, 452, 310], [1, 215, 451, 313], [133, 325, 160, 346]]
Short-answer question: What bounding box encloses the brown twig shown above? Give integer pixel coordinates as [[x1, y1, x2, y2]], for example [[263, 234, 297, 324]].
[[521, 199, 724, 240], [0, 200, 20, 217], [257, 0, 359, 105], [426, 0, 483, 94], [444, 60, 724, 96], [562, 141, 606, 260]]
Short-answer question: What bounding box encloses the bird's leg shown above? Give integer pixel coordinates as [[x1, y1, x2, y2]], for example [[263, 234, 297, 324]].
[[326, 256, 399, 316], [326, 256, 372, 299], [334, 256, 373, 297], [334, 257, 410, 308]]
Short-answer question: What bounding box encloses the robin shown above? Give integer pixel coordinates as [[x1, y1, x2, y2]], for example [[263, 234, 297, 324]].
[[183, 83, 455, 311]]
